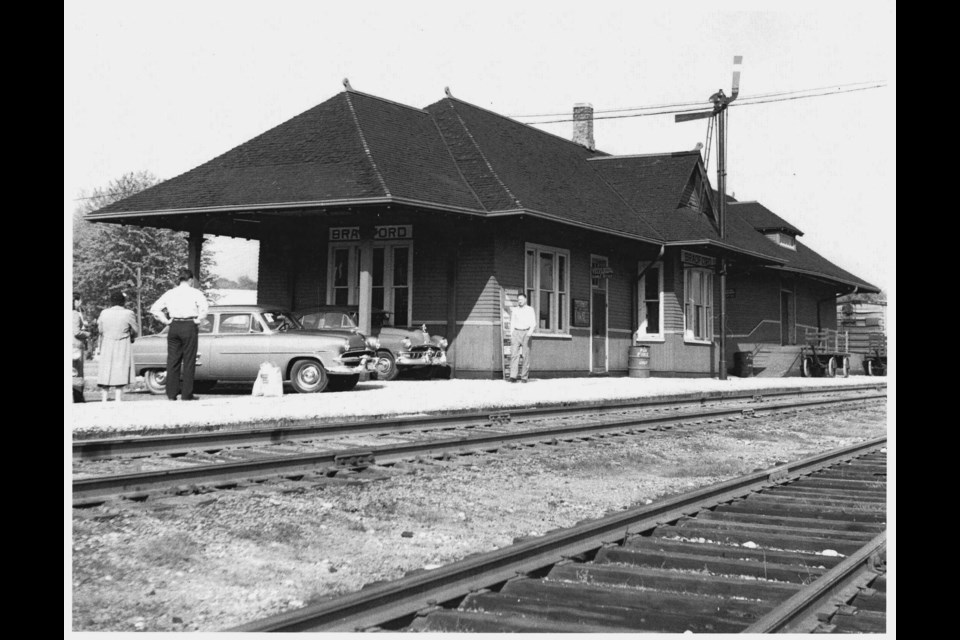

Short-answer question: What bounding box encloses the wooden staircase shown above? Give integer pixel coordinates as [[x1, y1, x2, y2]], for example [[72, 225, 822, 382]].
[[751, 345, 803, 377]]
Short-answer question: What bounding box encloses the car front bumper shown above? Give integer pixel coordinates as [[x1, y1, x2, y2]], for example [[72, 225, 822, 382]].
[[397, 349, 448, 367], [327, 351, 378, 375]]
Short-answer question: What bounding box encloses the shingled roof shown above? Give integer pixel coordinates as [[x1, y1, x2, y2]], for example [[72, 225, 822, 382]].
[[91, 91, 484, 216], [425, 97, 663, 242], [87, 87, 875, 290]]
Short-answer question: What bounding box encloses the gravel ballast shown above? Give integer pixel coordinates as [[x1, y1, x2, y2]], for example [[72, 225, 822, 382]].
[[70, 401, 887, 632]]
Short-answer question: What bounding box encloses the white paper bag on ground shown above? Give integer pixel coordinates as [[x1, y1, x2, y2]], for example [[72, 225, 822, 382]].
[[252, 362, 283, 397]]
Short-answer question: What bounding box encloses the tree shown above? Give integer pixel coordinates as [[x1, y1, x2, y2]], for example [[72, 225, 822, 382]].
[[72, 171, 217, 337]]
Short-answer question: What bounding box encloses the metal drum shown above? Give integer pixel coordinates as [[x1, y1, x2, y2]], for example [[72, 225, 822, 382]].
[[628, 345, 651, 378]]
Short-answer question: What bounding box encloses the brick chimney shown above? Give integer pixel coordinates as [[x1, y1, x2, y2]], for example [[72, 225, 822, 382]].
[[572, 103, 595, 150]]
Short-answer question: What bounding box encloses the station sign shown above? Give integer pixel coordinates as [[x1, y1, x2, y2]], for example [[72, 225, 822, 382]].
[[681, 250, 716, 268], [329, 225, 414, 241]]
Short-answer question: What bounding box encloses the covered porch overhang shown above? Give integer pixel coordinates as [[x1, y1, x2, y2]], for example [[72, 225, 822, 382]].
[[85, 198, 491, 335]]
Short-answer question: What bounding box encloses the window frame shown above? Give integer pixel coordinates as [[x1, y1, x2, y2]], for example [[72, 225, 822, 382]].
[[683, 266, 715, 344], [524, 242, 571, 335], [636, 261, 665, 342]]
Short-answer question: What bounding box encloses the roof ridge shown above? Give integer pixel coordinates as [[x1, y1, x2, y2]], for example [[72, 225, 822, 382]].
[[343, 92, 391, 197], [727, 200, 759, 205], [443, 98, 523, 209], [441, 96, 612, 157], [587, 150, 701, 161], [427, 111, 488, 212], [344, 88, 429, 114], [586, 157, 665, 243]]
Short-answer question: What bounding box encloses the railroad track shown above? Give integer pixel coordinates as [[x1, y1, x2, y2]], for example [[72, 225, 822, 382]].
[[73, 383, 885, 461], [72, 391, 885, 508], [231, 437, 887, 633]]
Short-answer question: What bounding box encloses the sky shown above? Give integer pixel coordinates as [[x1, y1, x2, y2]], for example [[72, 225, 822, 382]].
[[65, 0, 896, 297]]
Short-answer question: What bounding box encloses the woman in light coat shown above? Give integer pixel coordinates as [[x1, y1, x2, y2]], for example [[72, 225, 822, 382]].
[[96, 291, 140, 401]]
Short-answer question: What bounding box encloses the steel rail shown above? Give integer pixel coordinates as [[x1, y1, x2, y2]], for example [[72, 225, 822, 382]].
[[744, 531, 886, 633], [228, 436, 886, 632], [73, 383, 886, 461], [72, 393, 885, 504]]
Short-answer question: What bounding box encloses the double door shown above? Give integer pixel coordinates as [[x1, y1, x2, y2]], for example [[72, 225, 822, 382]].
[[329, 243, 412, 326]]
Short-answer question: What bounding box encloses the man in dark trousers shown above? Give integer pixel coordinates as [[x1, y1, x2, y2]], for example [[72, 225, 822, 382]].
[[149, 269, 209, 400]]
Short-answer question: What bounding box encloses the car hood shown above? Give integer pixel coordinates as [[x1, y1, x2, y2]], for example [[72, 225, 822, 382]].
[[295, 328, 369, 349]]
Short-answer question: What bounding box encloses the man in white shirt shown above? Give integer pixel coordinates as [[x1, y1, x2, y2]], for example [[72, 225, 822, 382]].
[[508, 293, 537, 382], [149, 268, 210, 401]]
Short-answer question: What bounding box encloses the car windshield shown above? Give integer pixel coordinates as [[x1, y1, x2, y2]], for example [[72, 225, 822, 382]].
[[260, 310, 303, 331], [301, 311, 358, 330]]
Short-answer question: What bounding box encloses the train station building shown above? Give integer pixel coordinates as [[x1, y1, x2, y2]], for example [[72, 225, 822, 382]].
[[87, 86, 879, 378]]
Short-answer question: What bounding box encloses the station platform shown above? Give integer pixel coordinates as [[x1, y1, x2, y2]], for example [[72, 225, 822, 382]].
[[68, 376, 888, 439]]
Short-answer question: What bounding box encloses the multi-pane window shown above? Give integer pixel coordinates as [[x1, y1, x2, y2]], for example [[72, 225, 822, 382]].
[[525, 243, 570, 333], [684, 267, 714, 341], [637, 262, 663, 339]]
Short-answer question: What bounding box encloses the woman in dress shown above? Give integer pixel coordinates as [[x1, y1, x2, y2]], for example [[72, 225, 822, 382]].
[[96, 291, 140, 402]]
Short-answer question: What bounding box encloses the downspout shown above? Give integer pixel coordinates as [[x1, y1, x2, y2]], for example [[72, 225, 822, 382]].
[[633, 245, 666, 339]]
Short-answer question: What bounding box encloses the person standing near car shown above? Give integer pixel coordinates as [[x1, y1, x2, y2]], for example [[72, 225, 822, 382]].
[[507, 293, 537, 383], [96, 290, 140, 402], [150, 268, 209, 401], [72, 294, 89, 378]]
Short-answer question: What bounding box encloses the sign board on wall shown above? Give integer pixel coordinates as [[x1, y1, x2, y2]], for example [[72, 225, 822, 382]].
[[329, 225, 413, 241], [573, 299, 590, 327], [680, 250, 716, 268], [500, 287, 521, 380]]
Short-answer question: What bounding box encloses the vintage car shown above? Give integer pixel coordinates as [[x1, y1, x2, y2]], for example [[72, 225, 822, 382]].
[[294, 305, 449, 381], [132, 305, 379, 394]]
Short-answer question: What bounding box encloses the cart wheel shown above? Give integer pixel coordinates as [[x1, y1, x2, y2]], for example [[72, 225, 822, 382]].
[[840, 356, 850, 378], [801, 356, 813, 378], [866, 359, 880, 376], [826, 356, 838, 378], [864, 359, 873, 376]]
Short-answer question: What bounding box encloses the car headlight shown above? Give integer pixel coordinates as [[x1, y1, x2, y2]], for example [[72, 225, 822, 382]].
[[439, 338, 448, 349], [401, 338, 412, 349], [339, 338, 350, 354], [365, 336, 380, 350]]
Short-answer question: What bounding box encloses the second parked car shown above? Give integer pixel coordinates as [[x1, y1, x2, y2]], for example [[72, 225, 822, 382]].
[[294, 306, 449, 381], [132, 305, 379, 393]]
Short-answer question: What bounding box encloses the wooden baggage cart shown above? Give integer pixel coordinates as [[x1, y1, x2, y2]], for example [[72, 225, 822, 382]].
[[863, 333, 887, 376], [800, 329, 851, 378]]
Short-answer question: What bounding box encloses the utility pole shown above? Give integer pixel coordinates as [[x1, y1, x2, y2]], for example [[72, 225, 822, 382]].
[[676, 56, 742, 380]]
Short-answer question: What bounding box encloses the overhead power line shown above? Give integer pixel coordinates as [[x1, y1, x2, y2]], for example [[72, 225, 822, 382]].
[[516, 82, 887, 125]]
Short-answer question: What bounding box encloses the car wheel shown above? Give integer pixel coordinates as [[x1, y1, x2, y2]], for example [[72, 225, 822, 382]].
[[290, 360, 329, 393], [374, 350, 399, 381], [327, 374, 359, 392], [144, 369, 167, 395]]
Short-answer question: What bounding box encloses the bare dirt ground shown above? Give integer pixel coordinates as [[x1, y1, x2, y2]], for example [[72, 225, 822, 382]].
[[70, 401, 887, 632]]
